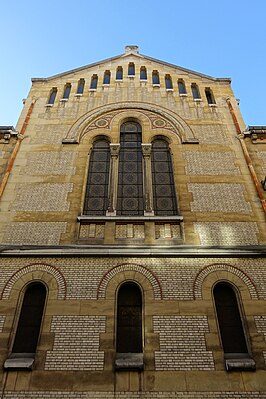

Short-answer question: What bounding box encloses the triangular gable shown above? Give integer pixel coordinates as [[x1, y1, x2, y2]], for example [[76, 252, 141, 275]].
[[32, 46, 231, 83]]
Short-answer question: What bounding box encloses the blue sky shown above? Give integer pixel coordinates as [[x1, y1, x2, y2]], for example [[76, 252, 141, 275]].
[[1, 0, 265, 126]]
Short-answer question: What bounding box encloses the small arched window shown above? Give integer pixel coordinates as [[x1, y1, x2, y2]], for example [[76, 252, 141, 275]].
[[152, 139, 178, 215], [12, 282, 46, 354], [62, 83, 71, 99], [47, 88, 57, 105], [205, 87, 216, 104], [152, 70, 160, 85], [140, 66, 147, 80], [178, 79, 186, 95], [90, 75, 98, 90], [84, 138, 110, 215], [103, 70, 111, 85], [213, 282, 255, 371], [116, 66, 123, 80], [116, 282, 142, 353], [191, 83, 201, 99], [128, 62, 135, 76], [165, 74, 173, 89], [76, 78, 85, 94]]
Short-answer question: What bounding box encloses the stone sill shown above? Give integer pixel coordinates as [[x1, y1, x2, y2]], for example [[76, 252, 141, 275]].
[[4, 353, 35, 370], [78, 215, 183, 223], [115, 353, 144, 370]]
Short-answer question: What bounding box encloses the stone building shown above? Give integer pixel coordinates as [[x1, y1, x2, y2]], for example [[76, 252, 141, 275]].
[[0, 45, 266, 398]]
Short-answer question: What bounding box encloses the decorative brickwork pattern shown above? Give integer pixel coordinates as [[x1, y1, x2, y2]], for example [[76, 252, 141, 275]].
[[257, 151, 266, 174], [188, 183, 251, 213], [79, 223, 105, 239], [2, 392, 266, 399], [0, 258, 265, 301], [115, 224, 145, 239], [1, 263, 66, 300], [193, 263, 258, 300], [2, 222, 67, 245], [184, 151, 240, 175], [193, 124, 229, 144], [0, 315, 5, 332], [24, 151, 76, 175], [12, 183, 73, 212], [155, 223, 181, 239], [97, 263, 162, 300], [45, 316, 105, 370], [254, 316, 266, 364], [32, 124, 70, 144], [194, 222, 259, 246], [153, 315, 214, 370]]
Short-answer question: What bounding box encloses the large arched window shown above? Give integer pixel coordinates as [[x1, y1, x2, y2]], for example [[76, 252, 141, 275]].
[[151, 138, 177, 215], [117, 122, 144, 216], [84, 138, 110, 215], [13, 282, 46, 355], [116, 282, 142, 353], [213, 282, 255, 371]]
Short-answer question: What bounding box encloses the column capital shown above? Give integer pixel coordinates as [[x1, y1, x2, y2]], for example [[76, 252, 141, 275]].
[[141, 143, 152, 157], [110, 143, 120, 157]]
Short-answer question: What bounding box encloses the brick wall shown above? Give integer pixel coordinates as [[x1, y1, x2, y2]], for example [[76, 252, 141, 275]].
[[184, 151, 240, 175], [153, 315, 214, 370], [45, 316, 105, 370], [24, 151, 76, 175]]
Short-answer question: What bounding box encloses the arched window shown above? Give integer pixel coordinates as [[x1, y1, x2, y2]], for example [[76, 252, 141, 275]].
[[213, 282, 255, 371], [165, 74, 173, 89], [76, 78, 85, 94], [62, 83, 71, 99], [152, 70, 160, 85], [117, 122, 143, 216], [140, 66, 147, 80], [103, 70, 111, 85], [84, 138, 110, 215], [128, 62, 135, 76], [151, 139, 178, 215], [47, 88, 57, 105], [191, 83, 201, 99], [116, 66, 123, 80], [178, 79, 186, 95], [205, 87, 216, 104], [12, 282, 46, 354], [116, 282, 142, 353], [90, 75, 98, 90]]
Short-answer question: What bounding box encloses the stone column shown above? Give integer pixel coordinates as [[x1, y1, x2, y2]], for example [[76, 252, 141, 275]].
[[142, 144, 154, 216], [106, 144, 120, 216]]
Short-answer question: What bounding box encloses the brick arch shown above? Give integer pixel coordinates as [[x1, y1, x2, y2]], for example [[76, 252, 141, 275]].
[[63, 101, 198, 144], [193, 263, 259, 300], [97, 263, 163, 300], [1, 263, 67, 300]]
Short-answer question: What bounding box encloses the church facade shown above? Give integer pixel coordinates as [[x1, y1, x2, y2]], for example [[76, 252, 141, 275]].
[[0, 46, 266, 398]]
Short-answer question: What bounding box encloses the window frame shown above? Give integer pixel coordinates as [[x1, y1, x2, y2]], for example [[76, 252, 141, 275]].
[[213, 281, 255, 371]]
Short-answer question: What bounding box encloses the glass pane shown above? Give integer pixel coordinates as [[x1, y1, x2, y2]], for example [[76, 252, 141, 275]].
[[152, 71, 160, 85], [84, 139, 110, 215], [91, 76, 98, 89], [192, 84, 201, 99], [178, 80, 186, 94], [128, 63, 135, 76], [165, 76, 173, 89], [152, 139, 178, 215], [12, 283, 46, 353], [116, 67, 123, 80], [214, 283, 248, 354], [117, 283, 142, 353], [103, 71, 110, 84], [117, 122, 143, 215], [140, 67, 147, 80], [48, 89, 57, 104], [63, 84, 71, 99], [77, 79, 85, 94]]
